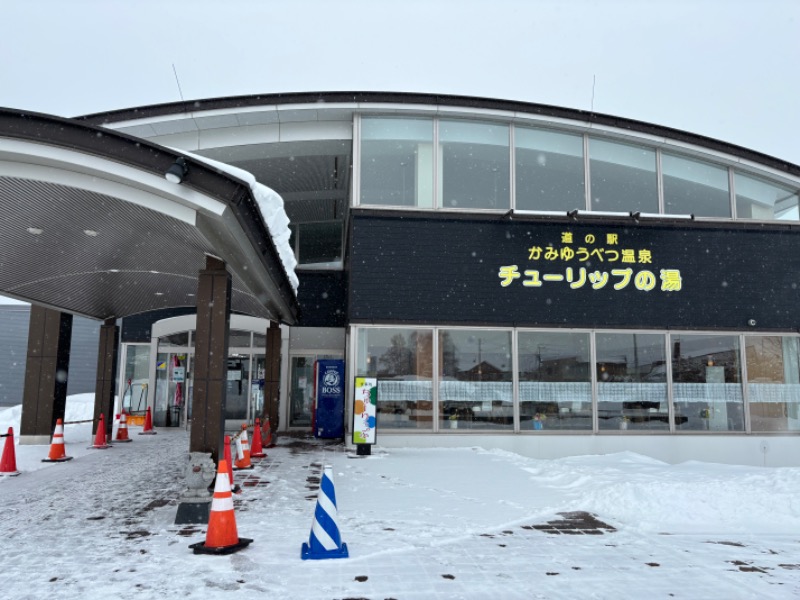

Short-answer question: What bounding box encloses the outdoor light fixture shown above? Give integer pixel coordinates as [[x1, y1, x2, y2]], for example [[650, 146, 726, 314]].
[[630, 211, 695, 222], [165, 157, 188, 183]]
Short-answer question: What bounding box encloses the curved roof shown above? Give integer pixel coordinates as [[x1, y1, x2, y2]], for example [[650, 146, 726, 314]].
[[0, 108, 299, 323], [77, 91, 800, 180]]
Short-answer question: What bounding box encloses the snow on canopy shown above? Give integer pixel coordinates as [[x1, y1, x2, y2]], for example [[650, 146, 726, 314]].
[[177, 151, 299, 294]]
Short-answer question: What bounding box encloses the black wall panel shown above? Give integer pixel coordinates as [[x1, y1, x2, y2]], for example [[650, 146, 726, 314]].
[[296, 270, 347, 328], [350, 214, 800, 331]]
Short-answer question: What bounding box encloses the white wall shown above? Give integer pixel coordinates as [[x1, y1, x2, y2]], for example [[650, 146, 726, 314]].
[[372, 433, 797, 467]]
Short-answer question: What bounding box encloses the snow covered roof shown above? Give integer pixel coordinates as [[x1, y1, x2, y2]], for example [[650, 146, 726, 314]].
[[180, 151, 299, 293]]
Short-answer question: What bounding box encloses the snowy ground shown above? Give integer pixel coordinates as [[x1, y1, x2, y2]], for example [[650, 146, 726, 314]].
[[1, 396, 799, 599]]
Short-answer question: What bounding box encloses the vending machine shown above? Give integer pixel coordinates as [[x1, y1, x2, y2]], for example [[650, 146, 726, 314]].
[[314, 359, 345, 438]]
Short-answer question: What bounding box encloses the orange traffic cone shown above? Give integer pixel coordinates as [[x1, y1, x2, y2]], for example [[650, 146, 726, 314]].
[[189, 459, 253, 555], [223, 435, 241, 494], [234, 425, 253, 470], [139, 406, 157, 435], [0, 427, 20, 476], [114, 412, 132, 443], [250, 419, 266, 459], [42, 418, 73, 462], [263, 416, 276, 448], [90, 414, 112, 449]]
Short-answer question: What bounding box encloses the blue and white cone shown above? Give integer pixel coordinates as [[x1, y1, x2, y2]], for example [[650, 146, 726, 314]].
[[301, 465, 349, 560]]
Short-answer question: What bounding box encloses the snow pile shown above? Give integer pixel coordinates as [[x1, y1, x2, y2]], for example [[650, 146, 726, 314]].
[[181, 152, 299, 293], [0, 393, 94, 437]]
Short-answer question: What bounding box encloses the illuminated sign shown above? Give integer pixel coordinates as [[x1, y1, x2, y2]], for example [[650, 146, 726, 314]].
[[498, 230, 682, 292]]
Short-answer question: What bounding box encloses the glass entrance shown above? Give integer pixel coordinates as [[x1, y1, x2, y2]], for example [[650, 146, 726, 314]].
[[225, 354, 250, 429], [154, 351, 191, 427], [290, 356, 315, 427], [252, 356, 266, 418], [223, 353, 266, 430]]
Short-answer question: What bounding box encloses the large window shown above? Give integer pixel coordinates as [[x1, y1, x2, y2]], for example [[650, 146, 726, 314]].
[[360, 117, 434, 207], [671, 334, 744, 431], [121, 345, 150, 415], [662, 153, 730, 218], [289, 221, 343, 267], [439, 329, 513, 430], [515, 127, 585, 212], [356, 327, 433, 429], [745, 336, 800, 432], [596, 333, 668, 431], [358, 116, 800, 223], [589, 139, 658, 213], [439, 120, 510, 210], [735, 172, 800, 221], [517, 331, 591, 431], [353, 327, 800, 434]]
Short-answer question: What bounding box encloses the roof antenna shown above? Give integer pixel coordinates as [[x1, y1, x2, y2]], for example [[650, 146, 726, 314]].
[[590, 74, 596, 113], [172, 63, 186, 103], [172, 63, 200, 140]]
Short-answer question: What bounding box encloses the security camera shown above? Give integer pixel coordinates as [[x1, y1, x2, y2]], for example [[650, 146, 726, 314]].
[[747, 319, 757, 327]]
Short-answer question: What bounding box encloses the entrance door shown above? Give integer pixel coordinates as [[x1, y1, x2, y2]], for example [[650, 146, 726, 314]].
[[223, 353, 266, 431], [289, 353, 342, 428], [289, 356, 314, 427], [252, 356, 266, 419], [225, 355, 250, 430], [154, 352, 191, 427]]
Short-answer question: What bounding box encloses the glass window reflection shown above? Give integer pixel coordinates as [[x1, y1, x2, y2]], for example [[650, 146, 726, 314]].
[[361, 118, 434, 207], [439, 329, 513, 430], [515, 127, 585, 211], [517, 331, 591, 431], [662, 153, 730, 217], [589, 139, 657, 213], [357, 328, 434, 429], [671, 334, 744, 431], [745, 336, 800, 432], [298, 222, 342, 266], [596, 333, 668, 431], [440, 120, 510, 210], [735, 172, 799, 221]]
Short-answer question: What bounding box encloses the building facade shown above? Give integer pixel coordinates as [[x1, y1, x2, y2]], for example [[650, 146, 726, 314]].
[[73, 92, 800, 465]]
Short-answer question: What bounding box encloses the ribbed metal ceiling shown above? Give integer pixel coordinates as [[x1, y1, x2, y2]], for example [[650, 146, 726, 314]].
[[0, 176, 271, 320]]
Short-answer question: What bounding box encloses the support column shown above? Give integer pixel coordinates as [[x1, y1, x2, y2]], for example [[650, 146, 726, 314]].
[[93, 318, 119, 441], [263, 321, 282, 430], [19, 306, 73, 445], [190, 256, 231, 463]]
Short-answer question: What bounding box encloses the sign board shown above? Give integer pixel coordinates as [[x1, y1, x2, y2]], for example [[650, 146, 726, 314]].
[[353, 377, 377, 445], [172, 366, 185, 383], [350, 215, 800, 330]]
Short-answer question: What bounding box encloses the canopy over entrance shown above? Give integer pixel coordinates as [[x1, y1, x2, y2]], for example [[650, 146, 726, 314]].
[[0, 108, 299, 324]]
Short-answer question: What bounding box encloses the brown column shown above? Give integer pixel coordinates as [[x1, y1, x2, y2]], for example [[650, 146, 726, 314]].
[[190, 256, 231, 463], [93, 318, 119, 440], [19, 306, 73, 445], [263, 320, 281, 430]]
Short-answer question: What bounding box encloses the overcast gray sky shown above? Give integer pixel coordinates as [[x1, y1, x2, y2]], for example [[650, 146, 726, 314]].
[[1, 0, 798, 164]]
